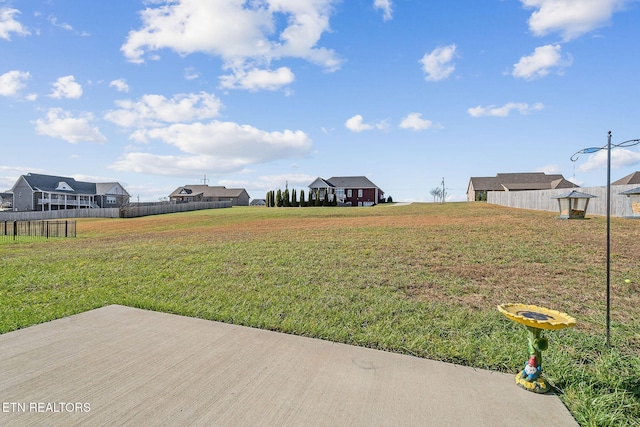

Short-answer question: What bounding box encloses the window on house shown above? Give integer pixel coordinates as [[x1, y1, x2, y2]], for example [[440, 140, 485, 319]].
[[347, 189, 352, 197], [107, 196, 116, 204], [358, 189, 363, 197]]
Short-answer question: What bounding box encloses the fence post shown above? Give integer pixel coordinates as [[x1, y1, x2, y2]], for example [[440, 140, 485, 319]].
[[13, 220, 17, 240]]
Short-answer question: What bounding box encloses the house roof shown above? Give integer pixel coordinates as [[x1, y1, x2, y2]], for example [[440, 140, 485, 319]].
[[612, 171, 640, 185], [469, 172, 576, 192], [15, 173, 97, 195], [95, 182, 131, 197], [169, 185, 248, 199], [308, 177, 335, 189], [468, 177, 504, 191], [326, 176, 381, 190]]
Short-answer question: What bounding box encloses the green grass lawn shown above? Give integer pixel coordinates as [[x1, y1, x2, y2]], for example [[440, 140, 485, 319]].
[[1, 203, 639, 426]]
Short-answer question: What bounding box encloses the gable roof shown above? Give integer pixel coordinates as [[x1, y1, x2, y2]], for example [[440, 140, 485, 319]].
[[612, 171, 640, 185], [15, 173, 96, 195], [326, 176, 380, 190], [96, 182, 131, 197], [169, 185, 248, 198], [469, 172, 575, 192], [308, 177, 334, 189], [468, 177, 508, 192]]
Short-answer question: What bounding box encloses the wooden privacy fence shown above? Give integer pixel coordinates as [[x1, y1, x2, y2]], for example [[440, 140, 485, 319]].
[[0, 201, 232, 221], [119, 201, 231, 218], [1, 220, 76, 241], [487, 184, 639, 217], [0, 208, 120, 221]]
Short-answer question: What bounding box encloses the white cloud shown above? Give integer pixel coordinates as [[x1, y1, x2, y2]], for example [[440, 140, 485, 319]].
[[110, 121, 313, 176], [345, 115, 372, 132], [104, 92, 223, 128], [219, 67, 295, 91], [345, 114, 388, 132], [110, 153, 233, 176], [420, 44, 457, 82], [536, 164, 561, 174], [49, 75, 83, 99], [467, 102, 544, 117], [399, 112, 433, 131], [48, 15, 73, 31], [109, 79, 130, 93], [512, 44, 572, 80], [34, 108, 107, 144], [121, 0, 341, 91], [374, 0, 393, 21], [184, 67, 200, 80], [520, 0, 631, 41], [0, 8, 30, 40], [0, 166, 35, 191], [577, 148, 640, 172], [238, 173, 317, 191], [0, 70, 30, 96]]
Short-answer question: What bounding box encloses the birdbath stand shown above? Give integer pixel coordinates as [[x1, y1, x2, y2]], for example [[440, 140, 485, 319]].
[[498, 304, 576, 394]]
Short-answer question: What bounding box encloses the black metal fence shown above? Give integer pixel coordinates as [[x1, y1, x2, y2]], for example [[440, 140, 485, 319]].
[[0, 220, 76, 241]]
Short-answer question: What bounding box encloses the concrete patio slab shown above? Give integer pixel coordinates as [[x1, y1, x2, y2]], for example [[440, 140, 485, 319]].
[[0, 305, 578, 426]]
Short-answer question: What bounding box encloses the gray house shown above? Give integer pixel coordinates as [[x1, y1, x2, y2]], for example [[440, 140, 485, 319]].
[[10, 173, 130, 211]]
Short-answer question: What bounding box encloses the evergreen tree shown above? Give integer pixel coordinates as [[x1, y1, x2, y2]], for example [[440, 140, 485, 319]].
[[300, 190, 306, 207], [283, 189, 290, 207], [314, 190, 322, 206], [276, 189, 283, 207], [323, 191, 330, 206]]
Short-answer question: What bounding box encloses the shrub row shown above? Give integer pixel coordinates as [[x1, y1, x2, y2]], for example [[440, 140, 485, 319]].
[[266, 189, 337, 207]]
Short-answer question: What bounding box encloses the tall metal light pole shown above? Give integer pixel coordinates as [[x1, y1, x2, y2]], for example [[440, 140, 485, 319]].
[[571, 131, 640, 347]]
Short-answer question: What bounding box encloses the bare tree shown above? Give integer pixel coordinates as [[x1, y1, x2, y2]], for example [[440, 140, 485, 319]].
[[429, 187, 442, 203]]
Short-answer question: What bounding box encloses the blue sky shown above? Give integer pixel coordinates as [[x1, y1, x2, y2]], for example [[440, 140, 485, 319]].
[[1, 0, 640, 202]]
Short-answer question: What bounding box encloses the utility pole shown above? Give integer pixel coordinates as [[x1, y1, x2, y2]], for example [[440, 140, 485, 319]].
[[441, 177, 446, 203], [202, 174, 209, 185]]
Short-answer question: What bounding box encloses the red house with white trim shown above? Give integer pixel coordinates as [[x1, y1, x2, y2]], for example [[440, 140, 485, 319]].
[[308, 176, 384, 206]]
